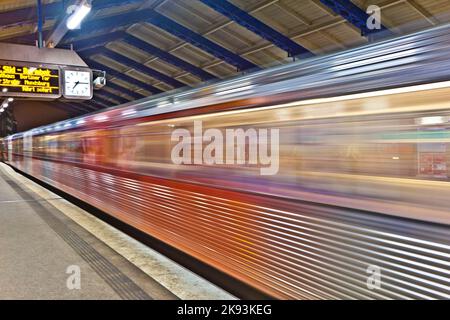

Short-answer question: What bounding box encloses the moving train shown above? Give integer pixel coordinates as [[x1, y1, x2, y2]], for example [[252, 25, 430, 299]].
[[2, 24, 450, 299]]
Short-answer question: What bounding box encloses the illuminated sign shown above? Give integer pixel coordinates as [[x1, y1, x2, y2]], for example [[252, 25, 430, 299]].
[[0, 64, 60, 98]]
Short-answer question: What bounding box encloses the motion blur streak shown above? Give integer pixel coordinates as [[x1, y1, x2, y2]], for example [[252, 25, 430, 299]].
[[2, 25, 450, 299]]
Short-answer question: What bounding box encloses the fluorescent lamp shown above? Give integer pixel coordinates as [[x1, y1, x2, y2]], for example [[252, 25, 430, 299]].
[[66, 2, 92, 30], [7, 97, 13, 102], [2, 103, 8, 108]]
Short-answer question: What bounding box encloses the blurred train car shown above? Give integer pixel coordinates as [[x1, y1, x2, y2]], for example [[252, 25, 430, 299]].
[[2, 25, 450, 299]]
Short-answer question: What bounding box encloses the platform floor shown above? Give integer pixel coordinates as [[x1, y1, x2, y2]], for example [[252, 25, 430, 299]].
[[0, 163, 234, 300]]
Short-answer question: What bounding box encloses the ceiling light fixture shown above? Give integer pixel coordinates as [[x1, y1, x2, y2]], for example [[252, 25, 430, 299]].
[[66, 1, 92, 30]]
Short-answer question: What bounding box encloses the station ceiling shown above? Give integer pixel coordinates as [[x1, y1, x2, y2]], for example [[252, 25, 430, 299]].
[[1, 0, 450, 117]]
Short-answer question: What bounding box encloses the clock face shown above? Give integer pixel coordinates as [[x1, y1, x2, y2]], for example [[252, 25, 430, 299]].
[[64, 70, 92, 98]]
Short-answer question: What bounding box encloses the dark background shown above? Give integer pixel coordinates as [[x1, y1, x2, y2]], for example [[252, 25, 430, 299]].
[[13, 100, 71, 132]]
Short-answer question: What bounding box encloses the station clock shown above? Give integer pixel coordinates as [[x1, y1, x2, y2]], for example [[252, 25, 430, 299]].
[[62, 68, 93, 100]]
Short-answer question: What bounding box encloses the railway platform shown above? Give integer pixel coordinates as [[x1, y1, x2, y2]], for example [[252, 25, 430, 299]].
[[0, 162, 234, 300]]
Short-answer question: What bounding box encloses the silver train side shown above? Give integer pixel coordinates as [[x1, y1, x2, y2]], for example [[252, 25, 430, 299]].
[[2, 25, 450, 299]]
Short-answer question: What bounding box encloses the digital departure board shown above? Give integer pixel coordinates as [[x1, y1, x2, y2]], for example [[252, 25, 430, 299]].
[[0, 64, 61, 98]]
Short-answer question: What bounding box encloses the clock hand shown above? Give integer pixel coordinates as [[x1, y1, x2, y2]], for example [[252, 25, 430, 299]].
[[73, 81, 80, 89], [73, 82, 90, 88]]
